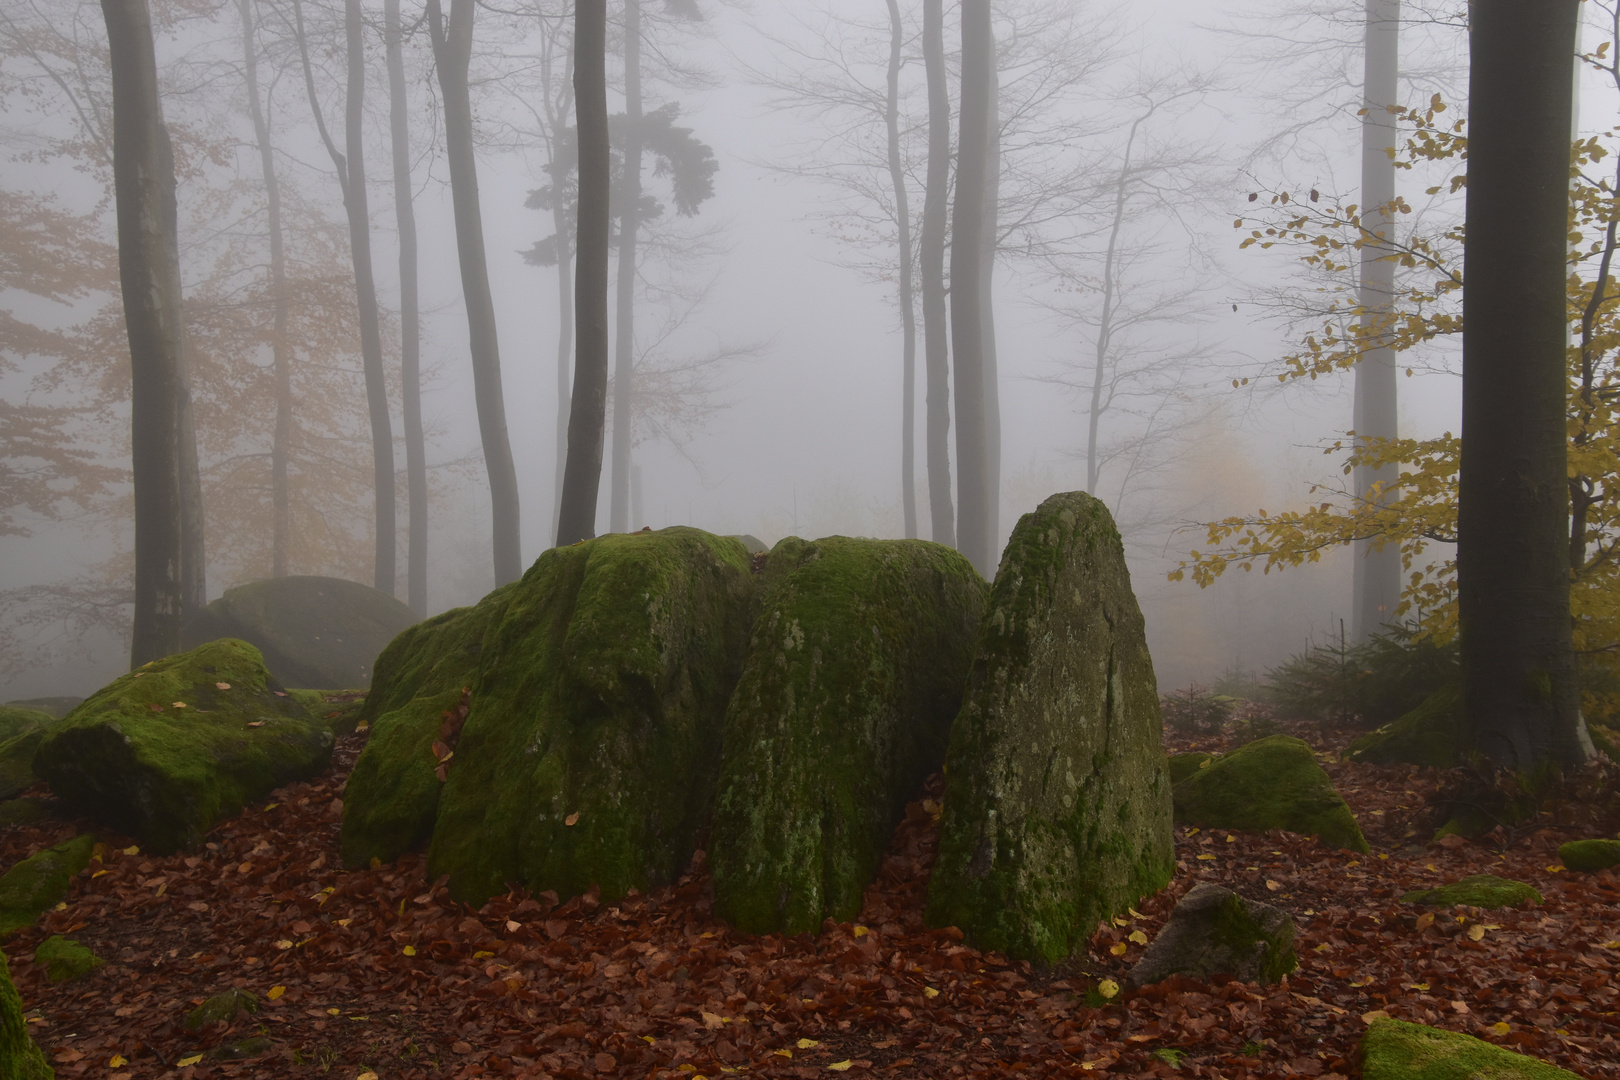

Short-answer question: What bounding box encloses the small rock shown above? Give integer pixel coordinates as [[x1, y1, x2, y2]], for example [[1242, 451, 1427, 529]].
[[1127, 882, 1297, 988], [31, 936, 103, 983], [1172, 734, 1369, 852], [1557, 838, 1620, 873], [208, 1035, 273, 1060], [0, 833, 96, 935], [1401, 874, 1542, 908], [1361, 1016, 1581, 1079], [184, 988, 259, 1031]]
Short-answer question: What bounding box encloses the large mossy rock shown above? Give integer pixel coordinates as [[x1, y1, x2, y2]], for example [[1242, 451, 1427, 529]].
[[1558, 838, 1620, 872], [1173, 734, 1369, 853], [0, 945, 52, 1080], [1361, 1018, 1580, 1080], [1127, 883, 1297, 988], [32, 640, 334, 853], [0, 835, 94, 935], [424, 528, 756, 906], [183, 575, 417, 689], [0, 709, 59, 802], [711, 537, 988, 934], [927, 491, 1175, 964], [1401, 874, 1542, 908], [1346, 683, 1462, 767]]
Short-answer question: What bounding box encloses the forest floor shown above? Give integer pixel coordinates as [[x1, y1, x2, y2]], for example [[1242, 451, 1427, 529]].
[[4, 710, 1620, 1080]]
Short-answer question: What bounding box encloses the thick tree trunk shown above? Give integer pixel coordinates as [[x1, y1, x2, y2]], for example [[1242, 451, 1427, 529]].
[[556, 0, 610, 547], [1459, 0, 1589, 771], [428, 0, 523, 583], [104, 0, 186, 666], [552, 173, 574, 542], [980, 43, 1000, 556], [920, 0, 954, 548], [885, 0, 918, 539], [950, 0, 992, 575], [1352, 0, 1401, 642], [385, 0, 427, 615], [609, 0, 641, 534]]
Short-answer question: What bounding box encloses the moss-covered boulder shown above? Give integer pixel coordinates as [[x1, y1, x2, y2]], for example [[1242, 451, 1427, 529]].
[[0, 708, 53, 746], [184, 988, 258, 1031], [927, 491, 1175, 964], [0, 945, 51, 1080], [1401, 874, 1542, 908], [30, 937, 102, 983], [1346, 683, 1462, 767], [1558, 838, 1620, 872], [1127, 883, 1297, 987], [32, 640, 334, 854], [1173, 735, 1369, 853], [0, 834, 94, 935], [339, 585, 518, 868], [0, 802, 45, 829], [1167, 751, 1216, 786], [1361, 1017, 1581, 1080], [426, 528, 756, 906], [182, 575, 418, 689], [711, 537, 987, 934], [0, 708, 59, 802]]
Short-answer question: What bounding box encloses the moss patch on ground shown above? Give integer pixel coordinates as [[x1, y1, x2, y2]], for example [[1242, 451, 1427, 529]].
[[0, 708, 58, 802], [1558, 838, 1620, 872], [0, 945, 52, 1079], [1173, 734, 1369, 853], [31, 640, 333, 854], [711, 537, 987, 934], [1401, 874, 1543, 908], [0, 834, 94, 935], [31, 936, 102, 983], [0, 802, 44, 828], [928, 491, 1175, 965], [1167, 752, 1216, 786], [428, 528, 756, 907], [1360, 1017, 1581, 1079], [1346, 684, 1463, 767]]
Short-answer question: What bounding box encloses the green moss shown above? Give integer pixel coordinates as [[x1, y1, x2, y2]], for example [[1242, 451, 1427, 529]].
[[1558, 838, 1620, 872], [0, 945, 52, 1080], [711, 537, 988, 934], [0, 802, 45, 829], [340, 586, 518, 868], [31, 937, 102, 983], [185, 988, 258, 1031], [428, 528, 756, 906], [1167, 752, 1215, 786], [1128, 883, 1296, 987], [0, 834, 94, 935], [928, 492, 1175, 965], [1204, 888, 1297, 984], [1401, 874, 1542, 908], [1361, 1018, 1581, 1080], [1173, 735, 1369, 853], [0, 709, 52, 746], [1346, 684, 1463, 767], [0, 709, 58, 802], [31, 640, 333, 854]]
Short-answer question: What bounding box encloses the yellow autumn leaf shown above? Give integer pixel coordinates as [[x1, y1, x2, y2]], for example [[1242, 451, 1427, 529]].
[[1265, 879, 1281, 891], [797, 1038, 820, 1049], [1361, 1010, 1390, 1024], [852, 925, 868, 938], [1490, 1022, 1511, 1036], [1408, 982, 1429, 991], [1467, 924, 1487, 941], [774, 1048, 793, 1058], [358, 1073, 378, 1080], [1128, 907, 1144, 919], [1128, 930, 1148, 945], [1197, 853, 1216, 861], [123, 845, 139, 856], [1109, 941, 1127, 955], [1226, 835, 1235, 843], [274, 939, 293, 950], [109, 1055, 127, 1067], [473, 950, 494, 959], [215, 682, 230, 690], [267, 986, 286, 1000], [923, 986, 940, 998], [355, 720, 370, 732], [827, 1061, 853, 1072], [1097, 979, 1120, 1000], [327, 1008, 341, 1016], [402, 945, 417, 956], [177, 1054, 204, 1067]]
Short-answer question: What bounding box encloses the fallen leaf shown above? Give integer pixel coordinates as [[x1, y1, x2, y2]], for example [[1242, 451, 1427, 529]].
[[267, 986, 286, 1000], [1128, 930, 1148, 945], [1197, 853, 1216, 861], [1467, 924, 1486, 942], [923, 986, 940, 998], [828, 1062, 853, 1072], [565, 811, 580, 826], [215, 682, 230, 690], [402, 945, 417, 956], [774, 1049, 793, 1059], [109, 1055, 127, 1067], [797, 1038, 820, 1049], [1266, 879, 1282, 891], [1361, 1010, 1390, 1024], [1097, 979, 1120, 1000], [177, 1054, 203, 1067], [1110, 942, 1128, 956], [172, 701, 187, 708]]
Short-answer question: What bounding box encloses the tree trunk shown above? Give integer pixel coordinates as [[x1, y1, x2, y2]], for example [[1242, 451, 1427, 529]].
[[1352, 0, 1401, 642], [556, 0, 610, 547], [920, 0, 954, 548], [979, 38, 1000, 556], [104, 0, 186, 666], [385, 0, 427, 616], [428, 0, 523, 584], [950, 0, 992, 575], [1459, 0, 1589, 771], [1087, 115, 1144, 496], [885, 0, 918, 539], [609, 0, 642, 534], [239, 0, 293, 581], [552, 167, 574, 542]]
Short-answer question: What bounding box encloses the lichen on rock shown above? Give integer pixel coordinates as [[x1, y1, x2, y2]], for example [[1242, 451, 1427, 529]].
[[1127, 882, 1297, 988], [31, 640, 333, 854], [1558, 838, 1620, 872], [31, 936, 103, 983], [927, 491, 1175, 964], [1401, 874, 1543, 909], [711, 536, 987, 934], [1360, 1017, 1581, 1079], [0, 834, 94, 936], [0, 944, 52, 1080], [1346, 684, 1463, 767], [1173, 734, 1369, 853]]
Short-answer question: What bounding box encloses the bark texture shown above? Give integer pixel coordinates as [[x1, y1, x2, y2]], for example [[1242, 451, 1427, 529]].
[[920, 0, 955, 548], [950, 0, 992, 575], [609, 0, 642, 535], [885, 0, 918, 539]]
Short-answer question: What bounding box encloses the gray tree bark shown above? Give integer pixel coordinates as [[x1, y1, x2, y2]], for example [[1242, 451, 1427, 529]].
[[540, 19, 574, 543], [885, 0, 918, 539], [920, 0, 955, 548], [980, 38, 1000, 556], [609, 0, 642, 534], [950, 0, 992, 575]]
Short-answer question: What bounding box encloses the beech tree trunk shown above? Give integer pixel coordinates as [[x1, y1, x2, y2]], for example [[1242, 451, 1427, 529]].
[[386, 0, 428, 615], [551, 156, 574, 542], [950, 0, 992, 575], [429, 0, 523, 583], [556, 0, 610, 547], [920, 0, 955, 548], [885, 0, 918, 539], [609, 0, 642, 534], [1352, 0, 1401, 642], [1458, 0, 1589, 771], [105, 0, 186, 666], [980, 41, 1000, 556]]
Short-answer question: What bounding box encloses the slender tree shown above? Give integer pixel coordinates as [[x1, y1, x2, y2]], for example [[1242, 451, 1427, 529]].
[[428, 0, 523, 583], [609, 0, 643, 534], [884, 0, 918, 539], [385, 0, 428, 615], [920, 0, 955, 547], [950, 0, 992, 575], [535, 13, 574, 542], [557, 0, 610, 546], [103, 0, 186, 665], [1458, 0, 1588, 771], [980, 33, 1000, 553]]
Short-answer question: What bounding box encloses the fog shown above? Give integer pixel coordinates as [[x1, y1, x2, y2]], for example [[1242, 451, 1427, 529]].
[[2, 0, 1592, 701]]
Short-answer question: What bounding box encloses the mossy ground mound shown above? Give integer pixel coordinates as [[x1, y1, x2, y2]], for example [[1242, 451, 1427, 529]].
[[711, 537, 987, 934], [426, 529, 756, 906], [1361, 1017, 1580, 1079], [182, 575, 418, 689], [1346, 684, 1463, 767], [0, 708, 58, 802], [1173, 735, 1369, 853], [0, 835, 94, 935], [32, 640, 333, 854], [1401, 874, 1543, 908], [1558, 838, 1620, 872], [928, 492, 1175, 965], [1127, 882, 1297, 988], [0, 945, 52, 1080], [31, 936, 102, 983], [1167, 751, 1216, 786]]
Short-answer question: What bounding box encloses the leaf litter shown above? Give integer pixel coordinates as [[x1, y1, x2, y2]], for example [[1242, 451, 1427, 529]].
[[1, 709, 1618, 1078]]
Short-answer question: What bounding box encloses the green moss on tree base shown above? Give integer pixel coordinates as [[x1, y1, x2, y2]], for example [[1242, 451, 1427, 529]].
[[1558, 838, 1620, 872], [31, 937, 102, 983], [0, 835, 94, 935], [1361, 1018, 1580, 1079], [1346, 684, 1463, 767], [1173, 735, 1369, 853], [0, 945, 52, 1080], [1401, 874, 1542, 908], [928, 492, 1175, 965], [711, 537, 988, 934]]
